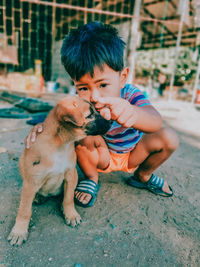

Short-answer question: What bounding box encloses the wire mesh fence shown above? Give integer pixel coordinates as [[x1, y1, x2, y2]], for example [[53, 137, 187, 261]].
[[0, 0, 199, 100], [0, 0, 135, 81]]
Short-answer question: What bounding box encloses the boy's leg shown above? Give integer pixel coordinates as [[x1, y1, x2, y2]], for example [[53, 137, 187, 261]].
[[128, 127, 179, 194], [75, 135, 110, 205]]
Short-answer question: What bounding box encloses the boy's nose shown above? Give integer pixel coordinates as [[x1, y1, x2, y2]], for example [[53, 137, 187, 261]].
[[90, 89, 100, 103]]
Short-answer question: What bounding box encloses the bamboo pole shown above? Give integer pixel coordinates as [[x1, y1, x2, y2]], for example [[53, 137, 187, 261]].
[[127, 0, 142, 84], [192, 54, 200, 104], [50, 0, 56, 81], [168, 0, 187, 101]]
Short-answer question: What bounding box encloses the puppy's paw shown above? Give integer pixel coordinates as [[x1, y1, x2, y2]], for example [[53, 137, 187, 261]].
[[63, 209, 82, 227], [8, 227, 28, 246], [65, 213, 82, 227]]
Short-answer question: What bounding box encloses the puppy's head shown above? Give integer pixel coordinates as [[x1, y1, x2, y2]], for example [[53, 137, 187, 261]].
[[56, 96, 86, 127], [55, 95, 111, 139]]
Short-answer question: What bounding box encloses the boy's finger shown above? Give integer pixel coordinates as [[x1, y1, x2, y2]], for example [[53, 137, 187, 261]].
[[100, 107, 111, 120], [94, 102, 106, 109], [25, 131, 33, 148], [24, 136, 30, 149], [97, 96, 118, 106], [37, 125, 43, 132], [31, 131, 36, 142]]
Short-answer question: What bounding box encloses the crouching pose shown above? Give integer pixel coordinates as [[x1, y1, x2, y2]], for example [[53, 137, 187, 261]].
[[25, 22, 179, 208]]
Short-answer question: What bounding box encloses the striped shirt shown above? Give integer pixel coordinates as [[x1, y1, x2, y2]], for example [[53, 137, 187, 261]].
[[103, 84, 151, 153]]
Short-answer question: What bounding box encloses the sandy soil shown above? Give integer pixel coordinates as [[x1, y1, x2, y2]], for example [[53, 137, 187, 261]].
[[0, 98, 200, 267]]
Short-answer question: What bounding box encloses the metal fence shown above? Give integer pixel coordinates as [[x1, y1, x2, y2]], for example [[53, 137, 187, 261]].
[[0, 0, 198, 100], [0, 0, 135, 81]]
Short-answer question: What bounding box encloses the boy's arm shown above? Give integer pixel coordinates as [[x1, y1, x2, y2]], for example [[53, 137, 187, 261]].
[[95, 96, 162, 133]]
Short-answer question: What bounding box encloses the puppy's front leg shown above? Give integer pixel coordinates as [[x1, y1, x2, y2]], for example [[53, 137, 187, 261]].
[[8, 181, 37, 246], [63, 168, 81, 227]]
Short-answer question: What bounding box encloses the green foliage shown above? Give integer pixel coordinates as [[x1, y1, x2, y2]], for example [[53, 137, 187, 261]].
[[135, 47, 197, 85]]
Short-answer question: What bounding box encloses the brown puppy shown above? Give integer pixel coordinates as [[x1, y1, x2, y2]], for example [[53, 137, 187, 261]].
[[8, 95, 111, 246]]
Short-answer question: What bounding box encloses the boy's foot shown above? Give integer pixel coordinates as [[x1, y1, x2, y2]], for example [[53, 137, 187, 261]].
[[127, 174, 173, 197], [74, 179, 101, 207]]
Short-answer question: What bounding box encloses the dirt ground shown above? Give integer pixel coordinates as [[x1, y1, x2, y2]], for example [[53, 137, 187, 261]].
[[0, 97, 200, 267]]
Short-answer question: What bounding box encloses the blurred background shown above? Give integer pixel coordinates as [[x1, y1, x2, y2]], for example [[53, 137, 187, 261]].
[[0, 0, 200, 104]]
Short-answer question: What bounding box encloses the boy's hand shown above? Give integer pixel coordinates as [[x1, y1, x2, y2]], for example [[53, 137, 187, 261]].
[[94, 96, 137, 128], [24, 123, 43, 149]]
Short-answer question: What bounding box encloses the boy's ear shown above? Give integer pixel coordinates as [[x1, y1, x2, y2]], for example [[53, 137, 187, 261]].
[[120, 67, 129, 86]]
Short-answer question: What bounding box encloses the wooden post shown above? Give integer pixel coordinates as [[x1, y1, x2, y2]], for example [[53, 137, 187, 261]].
[[168, 0, 187, 100], [127, 0, 142, 84], [50, 0, 56, 81], [192, 54, 200, 104]]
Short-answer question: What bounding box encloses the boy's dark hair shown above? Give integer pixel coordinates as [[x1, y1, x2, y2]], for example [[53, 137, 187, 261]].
[[61, 22, 126, 81]]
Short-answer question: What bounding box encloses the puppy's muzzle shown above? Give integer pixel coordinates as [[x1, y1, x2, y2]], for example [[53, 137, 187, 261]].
[[85, 104, 112, 136]]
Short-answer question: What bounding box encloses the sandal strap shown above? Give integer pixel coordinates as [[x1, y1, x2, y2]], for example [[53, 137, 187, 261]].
[[75, 180, 99, 196], [147, 174, 164, 190]]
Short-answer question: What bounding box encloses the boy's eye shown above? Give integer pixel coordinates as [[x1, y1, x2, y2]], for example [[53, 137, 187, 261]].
[[78, 87, 88, 91], [100, 84, 107, 88]]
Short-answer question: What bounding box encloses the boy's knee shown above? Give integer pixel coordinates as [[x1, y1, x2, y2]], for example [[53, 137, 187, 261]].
[[75, 135, 105, 152], [75, 137, 94, 153], [160, 127, 179, 152]]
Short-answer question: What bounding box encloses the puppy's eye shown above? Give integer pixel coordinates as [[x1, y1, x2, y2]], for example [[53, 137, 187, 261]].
[[86, 113, 93, 119]]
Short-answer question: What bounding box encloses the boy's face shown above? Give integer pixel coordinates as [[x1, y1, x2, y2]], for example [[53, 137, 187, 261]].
[[73, 64, 129, 103]]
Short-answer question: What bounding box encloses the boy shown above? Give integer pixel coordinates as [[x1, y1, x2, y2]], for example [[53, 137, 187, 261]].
[[25, 22, 179, 207]]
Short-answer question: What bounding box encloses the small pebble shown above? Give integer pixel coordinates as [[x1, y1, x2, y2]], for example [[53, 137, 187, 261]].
[[133, 232, 139, 237], [110, 223, 116, 229], [123, 230, 130, 235], [103, 250, 108, 257], [160, 249, 165, 255], [96, 236, 103, 241]]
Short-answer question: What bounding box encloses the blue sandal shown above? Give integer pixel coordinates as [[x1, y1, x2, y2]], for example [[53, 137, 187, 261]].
[[127, 174, 173, 197], [75, 180, 101, 207]]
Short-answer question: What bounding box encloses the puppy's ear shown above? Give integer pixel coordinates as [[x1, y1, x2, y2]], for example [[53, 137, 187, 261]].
[[56, 100, 85, 127], [63, 111, 85, 127]]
